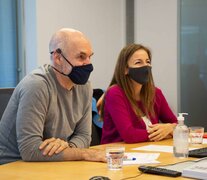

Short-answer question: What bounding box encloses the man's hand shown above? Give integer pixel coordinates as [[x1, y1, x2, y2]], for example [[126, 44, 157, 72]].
[[62, 147, 107, 162], [82, 148, 106, 162], [39, 137, 69, 156], [148, 123, 176, 142]]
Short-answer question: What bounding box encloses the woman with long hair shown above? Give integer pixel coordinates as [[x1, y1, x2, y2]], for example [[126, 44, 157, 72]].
[[101, 44, 177, 144]]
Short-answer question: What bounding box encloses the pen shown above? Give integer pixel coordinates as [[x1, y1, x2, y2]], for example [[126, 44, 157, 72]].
[[124, 157, 136, 161]]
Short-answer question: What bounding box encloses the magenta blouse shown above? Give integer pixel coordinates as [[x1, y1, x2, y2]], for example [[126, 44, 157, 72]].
[[101, 85, 177, 144]]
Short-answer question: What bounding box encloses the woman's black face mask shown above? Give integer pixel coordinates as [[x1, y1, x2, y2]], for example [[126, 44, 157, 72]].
[[128, 66, 151, 85]]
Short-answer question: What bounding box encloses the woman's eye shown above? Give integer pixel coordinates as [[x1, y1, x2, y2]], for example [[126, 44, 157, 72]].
[[135, 61, 141, 64]]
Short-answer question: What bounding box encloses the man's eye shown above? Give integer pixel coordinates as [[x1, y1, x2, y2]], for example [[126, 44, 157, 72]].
[[79, 54, 87, 60]]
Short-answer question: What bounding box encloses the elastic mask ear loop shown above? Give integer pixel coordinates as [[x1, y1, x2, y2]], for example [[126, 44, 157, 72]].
[[56, 48, 74, 68], [50, 48, 73, 76]]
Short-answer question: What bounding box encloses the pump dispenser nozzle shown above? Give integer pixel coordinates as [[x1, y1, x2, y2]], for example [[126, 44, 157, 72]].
[[178, 113, 188, 121]]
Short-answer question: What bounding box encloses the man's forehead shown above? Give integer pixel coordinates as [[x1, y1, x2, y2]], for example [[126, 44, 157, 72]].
[[69, 38, 92, 54]]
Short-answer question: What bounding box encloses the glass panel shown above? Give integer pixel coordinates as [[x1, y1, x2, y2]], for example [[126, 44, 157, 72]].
[[180, 0, 207, 129], [0, 0, 17, 87]]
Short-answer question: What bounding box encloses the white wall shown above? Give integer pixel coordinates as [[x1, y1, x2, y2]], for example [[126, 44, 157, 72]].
[[135, 0, 178, 114], [24, 0, 178, 113], [25, 0, 125, 90]]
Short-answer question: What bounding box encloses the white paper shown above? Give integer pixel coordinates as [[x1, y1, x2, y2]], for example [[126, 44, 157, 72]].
[[132, 145, 197, 153], [123, 152, 160, 165], [202, 138, 207, 144], [132, 145, 173, 153]]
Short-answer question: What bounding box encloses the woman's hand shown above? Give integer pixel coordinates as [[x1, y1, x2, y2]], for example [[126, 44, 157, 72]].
[[147, 123, 176, 141], [39, 137, 69, 156]]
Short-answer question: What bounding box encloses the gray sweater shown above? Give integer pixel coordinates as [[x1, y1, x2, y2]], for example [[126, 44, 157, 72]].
[[0, 64, 92, 164]]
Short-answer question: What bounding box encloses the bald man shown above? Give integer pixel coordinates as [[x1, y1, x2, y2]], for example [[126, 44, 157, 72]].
[[0, 28, 105, 165]]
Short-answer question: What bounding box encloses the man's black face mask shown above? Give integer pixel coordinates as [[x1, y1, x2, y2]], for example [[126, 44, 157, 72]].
[[51, 48, 93, 85]]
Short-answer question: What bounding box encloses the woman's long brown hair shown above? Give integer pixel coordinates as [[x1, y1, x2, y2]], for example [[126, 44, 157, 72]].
[[100, 44, 155, 119]]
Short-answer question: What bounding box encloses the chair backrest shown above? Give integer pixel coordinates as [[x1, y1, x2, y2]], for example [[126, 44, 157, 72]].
[[91, 98, 103, 146], [90, 89, 104, 146], [90, 122, 102, 146], [0, 88, 14, 120]]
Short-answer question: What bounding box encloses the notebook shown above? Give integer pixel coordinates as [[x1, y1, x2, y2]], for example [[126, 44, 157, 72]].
[[157, 157, 207, 180], [182, 159, 207, 179]]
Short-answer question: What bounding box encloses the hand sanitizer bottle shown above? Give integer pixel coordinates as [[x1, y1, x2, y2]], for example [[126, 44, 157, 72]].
[[173, 113, 189, 158]]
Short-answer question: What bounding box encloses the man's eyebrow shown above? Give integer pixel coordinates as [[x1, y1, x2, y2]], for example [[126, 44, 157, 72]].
[[77, 51, 94, 57], [90, 52, 94, 57]]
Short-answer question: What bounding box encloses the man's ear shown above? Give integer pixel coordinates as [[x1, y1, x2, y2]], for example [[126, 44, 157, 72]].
[[53, 52, 62, 65]]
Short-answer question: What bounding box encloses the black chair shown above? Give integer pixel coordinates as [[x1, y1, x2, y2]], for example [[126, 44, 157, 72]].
[[90, 89, 104, 146], [0, 88, 14, 120], [90, 122, 102, 146]]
